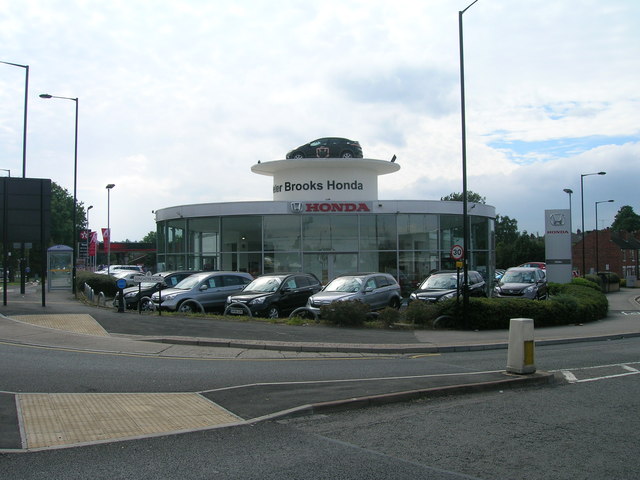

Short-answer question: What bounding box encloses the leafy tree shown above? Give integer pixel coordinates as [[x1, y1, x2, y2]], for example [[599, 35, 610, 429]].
[[495, 215, 519, 245], [611, 205, 640, 232], [440, 191, 486, 204], [142, 231, 157, 244], [50, 182, 88, 246]]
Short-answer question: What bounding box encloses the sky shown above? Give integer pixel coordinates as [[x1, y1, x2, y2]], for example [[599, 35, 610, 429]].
[[1, 0, 638, 242]]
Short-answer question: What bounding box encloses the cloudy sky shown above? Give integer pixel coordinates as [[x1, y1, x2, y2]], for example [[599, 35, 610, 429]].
[[1, 0, 638, 242]]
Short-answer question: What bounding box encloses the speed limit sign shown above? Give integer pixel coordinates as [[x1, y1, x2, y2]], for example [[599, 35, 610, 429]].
[[450, 244, 464, 260]]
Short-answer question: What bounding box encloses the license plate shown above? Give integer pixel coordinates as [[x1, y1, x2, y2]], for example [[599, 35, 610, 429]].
[[229, 308, 244, 315]]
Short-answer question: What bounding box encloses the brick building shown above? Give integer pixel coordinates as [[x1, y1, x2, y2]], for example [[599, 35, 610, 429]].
[[572, 229, 640, 278]]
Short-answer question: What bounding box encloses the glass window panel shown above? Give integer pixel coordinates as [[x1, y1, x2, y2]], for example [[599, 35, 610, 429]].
[[399, 251, 439, 295], [188, 218, 220, 254], [302, 216, 331, 251], [329, 216, 358, 251], [398, 214, 438, 250], [264, 252, 302, 274], [469, 215, 489, 250], [264, 215, 301, 251], [360, 215, 397, 250], [166, 219, 186, 254], [221, 216, 262, 252], [359, 251, 397, 277], [440, 215, 463, 251]]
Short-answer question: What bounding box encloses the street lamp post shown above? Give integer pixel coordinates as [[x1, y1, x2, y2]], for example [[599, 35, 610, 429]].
[[563, 188, 573, 234], [2, 60, 29, 294], [86, 205, 93, 271], [40, 93, 79, 294], [106, 184, 115, 275], [580, 172, 606, 276], [458, 0, 479, 328], [595, 200, 614, 274]]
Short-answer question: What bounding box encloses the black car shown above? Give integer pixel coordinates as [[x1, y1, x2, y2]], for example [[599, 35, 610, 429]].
[[409, 270, 486, 303], [225, 273, 322, 318], [286, 137, 363, 159], [114, 271, 199, 310]]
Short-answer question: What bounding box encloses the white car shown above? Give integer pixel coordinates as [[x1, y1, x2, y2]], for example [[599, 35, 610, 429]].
[[95, 265, 144, 275]]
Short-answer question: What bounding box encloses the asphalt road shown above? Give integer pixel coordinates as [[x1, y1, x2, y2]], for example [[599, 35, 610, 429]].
[[1, 338, 638, 479]]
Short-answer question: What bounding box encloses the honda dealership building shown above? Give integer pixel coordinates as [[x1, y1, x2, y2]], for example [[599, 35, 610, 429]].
[[154, 156, 496, 292]]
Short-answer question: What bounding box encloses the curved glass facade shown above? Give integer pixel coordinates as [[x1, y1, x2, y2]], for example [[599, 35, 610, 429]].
[[156, 209, 495, 295]]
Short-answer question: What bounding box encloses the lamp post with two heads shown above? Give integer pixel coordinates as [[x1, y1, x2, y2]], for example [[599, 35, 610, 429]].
[[595, 200, 614, 274], [580, 172, 606, 276], [40, 93, 79, 293]]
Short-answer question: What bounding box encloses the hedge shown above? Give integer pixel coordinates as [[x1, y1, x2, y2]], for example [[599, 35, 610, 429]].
[[76, 270, 119, 297]]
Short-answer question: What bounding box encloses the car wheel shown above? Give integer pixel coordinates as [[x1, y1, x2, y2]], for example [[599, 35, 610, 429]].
[[389, 297, 401, 309], [139, 297, 155, 311], [266, 306, 280, 319], [292, 151, 305, 159], [178, 300, 203, 313], [340, 151, 354, 158]]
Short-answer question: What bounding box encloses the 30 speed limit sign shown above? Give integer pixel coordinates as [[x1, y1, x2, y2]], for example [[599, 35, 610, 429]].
[[450, 244, 464, 260]]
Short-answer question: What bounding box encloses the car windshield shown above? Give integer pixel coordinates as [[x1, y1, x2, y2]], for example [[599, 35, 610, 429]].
[[421, 275, 458, 290], [174, 275, 206, 290], [245, 276, 283, 292], [502, 271, 535, 284], [325, 276, 363, 293]]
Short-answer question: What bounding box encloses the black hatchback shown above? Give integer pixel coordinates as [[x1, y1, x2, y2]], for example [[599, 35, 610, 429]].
[[225, 273, 322, 318], [286, 137, 363, 159], [409, 270, 486, 304]]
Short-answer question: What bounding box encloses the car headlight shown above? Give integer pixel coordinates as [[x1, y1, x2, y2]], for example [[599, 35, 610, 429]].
[[250, 297, 265, 305], [124, 292, 138, 298], [441, 291, 457, 300], [524, 286, 535, 294], [163, 293, 178, 301], [409, 293, 417, 300]]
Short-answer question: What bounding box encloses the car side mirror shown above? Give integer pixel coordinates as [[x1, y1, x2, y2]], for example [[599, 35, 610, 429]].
[[281, 287, 291, 293], [199, 285, 208, 291]]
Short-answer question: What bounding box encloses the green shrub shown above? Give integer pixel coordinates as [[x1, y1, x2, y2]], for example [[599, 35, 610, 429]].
[[377, 307, 401, 328], [320, 300, 370, 326], [403, 301, 441, 326], [76, 270, 118, 297]]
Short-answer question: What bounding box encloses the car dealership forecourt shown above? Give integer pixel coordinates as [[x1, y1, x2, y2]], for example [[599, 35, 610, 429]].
[[153, 143, 496, 288]]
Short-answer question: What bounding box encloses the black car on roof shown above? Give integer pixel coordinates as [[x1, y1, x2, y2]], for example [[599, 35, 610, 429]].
[[409, 270, 486, 304], [225, 273, 322, 318], [286, 137, 363, 159]]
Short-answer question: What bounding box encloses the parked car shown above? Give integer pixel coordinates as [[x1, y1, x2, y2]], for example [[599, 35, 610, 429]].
[[409, 270, 486, 304], [306, 272, 402, 316], [225, 273, 322, 318], [95, 264, 144, 275], [151, 271, 253, 313], [518, 262, 546, 270], [113, 270, 198, 310], [111, 270, 142, 287], [493, 267, 548, 300], [286, 137, 363, 159]]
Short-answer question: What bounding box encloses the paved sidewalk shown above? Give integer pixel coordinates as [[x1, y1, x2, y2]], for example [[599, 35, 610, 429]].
[[1, 285, 638, 452]]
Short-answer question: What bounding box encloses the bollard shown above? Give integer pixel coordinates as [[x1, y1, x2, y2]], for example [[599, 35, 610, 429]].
[[506, 318, 536, 374]]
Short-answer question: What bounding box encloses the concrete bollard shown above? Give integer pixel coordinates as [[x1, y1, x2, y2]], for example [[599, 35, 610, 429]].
[[506, 318, 536, 374]]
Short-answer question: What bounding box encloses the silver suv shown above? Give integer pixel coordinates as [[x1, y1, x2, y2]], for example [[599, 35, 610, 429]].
[[151, 271, 253, 313], [306, 272, 402, 316]]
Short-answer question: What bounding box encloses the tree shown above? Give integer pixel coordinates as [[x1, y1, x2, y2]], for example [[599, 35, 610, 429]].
[[611, 205, 640, 232], [50, 182, 88, 246], [440, 191, 487, 204], [495, 215, 519, 245], [142, 231, 157, 244]]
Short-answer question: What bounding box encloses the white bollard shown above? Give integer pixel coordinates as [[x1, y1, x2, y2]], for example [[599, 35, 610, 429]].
[[506, 318, 536, 374]]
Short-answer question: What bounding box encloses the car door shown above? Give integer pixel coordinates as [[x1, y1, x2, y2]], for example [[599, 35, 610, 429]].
[[221, 274, 252, 305], [361, 276, 384, 310]]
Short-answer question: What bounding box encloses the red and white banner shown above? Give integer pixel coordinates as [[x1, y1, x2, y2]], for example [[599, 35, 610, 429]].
[[88, 231, 98, 257], [102, 228, 110, 251]]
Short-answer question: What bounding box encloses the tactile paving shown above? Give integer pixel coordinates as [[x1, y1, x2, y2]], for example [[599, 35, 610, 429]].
[[18, 392, 242, 448]]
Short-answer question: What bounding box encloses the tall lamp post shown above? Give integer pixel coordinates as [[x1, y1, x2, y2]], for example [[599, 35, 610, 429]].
[[40, 93, 79, 294], [595, 200, 614, 274], [106, 184, 115, 275], [580, 171, 606, 276], [86, 205, 93, 271], [458, 0, 479, 328], [2, 60, 29, 294], [563, 188, 573, 234]]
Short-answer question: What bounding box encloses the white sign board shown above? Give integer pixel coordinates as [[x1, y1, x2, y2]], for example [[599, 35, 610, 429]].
[[544, 209, 572, 283], [133, 275, 165, 284]]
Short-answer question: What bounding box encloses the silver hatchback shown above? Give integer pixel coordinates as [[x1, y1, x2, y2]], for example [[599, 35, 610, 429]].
[[306, 272, 402, 316]]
